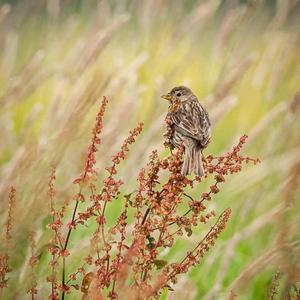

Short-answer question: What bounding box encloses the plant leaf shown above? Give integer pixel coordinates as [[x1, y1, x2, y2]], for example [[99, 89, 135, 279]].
[[154, 259, 168, 269]]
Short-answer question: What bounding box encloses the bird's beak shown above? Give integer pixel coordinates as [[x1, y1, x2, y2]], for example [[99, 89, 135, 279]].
[[161, 94, 171, 101]]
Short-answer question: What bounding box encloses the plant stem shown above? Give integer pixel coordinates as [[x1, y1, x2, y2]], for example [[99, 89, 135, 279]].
[[61, 199, 79, 300], [167, 210, 226, 281], [141, 207, 150, 225], [62, 257, 66, 300]]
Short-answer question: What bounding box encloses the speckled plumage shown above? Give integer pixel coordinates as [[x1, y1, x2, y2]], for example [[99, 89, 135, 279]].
[[164, 86, 211, 176]]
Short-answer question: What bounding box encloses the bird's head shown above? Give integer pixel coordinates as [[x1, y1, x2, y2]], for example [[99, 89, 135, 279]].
[[161, 86, 194, 103]]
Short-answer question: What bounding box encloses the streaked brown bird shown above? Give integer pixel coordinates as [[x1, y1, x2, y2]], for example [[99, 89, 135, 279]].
[[162, 86, 211, 177]]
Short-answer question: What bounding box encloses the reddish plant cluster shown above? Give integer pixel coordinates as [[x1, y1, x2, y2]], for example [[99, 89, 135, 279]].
[[96, 133, 257, 299], [0, 97, 259, 299], [44, 97, 144, 299], [0, 186, 16, 289], [46, 166, 61, 300], [74, 96, 109, 184], [60, 99, 257, 299]]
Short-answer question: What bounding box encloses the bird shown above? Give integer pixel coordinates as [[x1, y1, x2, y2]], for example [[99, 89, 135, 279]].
[[161, 86, 211, 177]]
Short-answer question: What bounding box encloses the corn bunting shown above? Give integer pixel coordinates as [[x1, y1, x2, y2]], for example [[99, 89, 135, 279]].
[[162, 86, 211, 176]]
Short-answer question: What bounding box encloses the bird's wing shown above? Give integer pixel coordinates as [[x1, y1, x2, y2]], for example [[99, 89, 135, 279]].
[[170, 101, 211, 147]]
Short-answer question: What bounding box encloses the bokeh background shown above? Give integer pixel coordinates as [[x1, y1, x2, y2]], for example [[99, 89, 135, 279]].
[[0, 0, 299, 299]]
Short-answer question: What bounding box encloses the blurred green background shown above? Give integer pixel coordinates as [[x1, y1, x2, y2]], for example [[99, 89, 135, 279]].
[[0, 0, 299, 299]]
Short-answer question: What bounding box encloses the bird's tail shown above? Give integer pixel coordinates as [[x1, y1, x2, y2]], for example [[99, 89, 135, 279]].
[[181, 146, 204, 177]]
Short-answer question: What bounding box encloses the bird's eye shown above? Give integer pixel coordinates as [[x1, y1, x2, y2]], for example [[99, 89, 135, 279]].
[[176, 92, 182, 97]]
